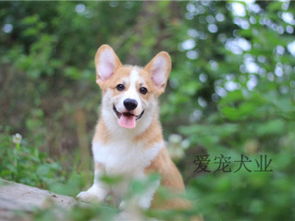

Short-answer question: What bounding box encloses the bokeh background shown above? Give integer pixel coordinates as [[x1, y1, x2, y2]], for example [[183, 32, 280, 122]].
[[0, 1, 294, 220]]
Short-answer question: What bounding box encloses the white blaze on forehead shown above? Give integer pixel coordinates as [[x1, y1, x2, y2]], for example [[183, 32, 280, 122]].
[[125, 68, 140, 98], [125, 68, 141, 109], [130, 68, 140, 87]]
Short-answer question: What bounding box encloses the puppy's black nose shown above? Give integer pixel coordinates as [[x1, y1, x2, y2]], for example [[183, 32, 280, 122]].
[[124, 98, 138, 111]]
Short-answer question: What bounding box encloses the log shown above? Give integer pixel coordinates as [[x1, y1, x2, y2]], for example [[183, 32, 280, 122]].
[[0, 179, 76, 221]]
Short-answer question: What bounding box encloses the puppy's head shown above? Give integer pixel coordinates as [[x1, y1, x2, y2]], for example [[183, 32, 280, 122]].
[[95, 44, 171, 129]]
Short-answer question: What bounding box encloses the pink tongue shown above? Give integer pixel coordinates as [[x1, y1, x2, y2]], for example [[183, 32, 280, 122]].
[[118, 115, 136, 129]]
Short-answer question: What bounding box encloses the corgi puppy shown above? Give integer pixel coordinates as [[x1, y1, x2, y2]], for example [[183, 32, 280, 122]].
[[77, 44, 189, 210]]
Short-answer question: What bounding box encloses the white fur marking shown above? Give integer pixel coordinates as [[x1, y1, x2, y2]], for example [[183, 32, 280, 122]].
[[91, 140, 163, 204], [138, 180, 160, 209], [92, 141, 164, 175]]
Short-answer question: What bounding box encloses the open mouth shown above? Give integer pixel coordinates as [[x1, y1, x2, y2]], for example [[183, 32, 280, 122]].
[[113, 105, 144, 129]]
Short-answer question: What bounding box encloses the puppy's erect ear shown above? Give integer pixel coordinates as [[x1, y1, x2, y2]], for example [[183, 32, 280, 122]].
[[144, 51, 171, 93], [95, 44, 122, 85]]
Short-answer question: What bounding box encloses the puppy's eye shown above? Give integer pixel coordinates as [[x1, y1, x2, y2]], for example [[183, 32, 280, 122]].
[[116, 84, 125, 91], [139, 87, 148, 95]]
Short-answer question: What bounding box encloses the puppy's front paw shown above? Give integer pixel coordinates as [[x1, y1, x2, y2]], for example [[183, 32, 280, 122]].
[[76, 185, 107, 203]]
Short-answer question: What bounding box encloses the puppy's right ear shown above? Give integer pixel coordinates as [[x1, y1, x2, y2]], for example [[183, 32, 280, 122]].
[[95, 44, 122, 85]]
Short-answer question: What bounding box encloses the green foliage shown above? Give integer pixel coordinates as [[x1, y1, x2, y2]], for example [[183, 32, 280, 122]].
[[191, 146, 295, 221], [0, 131, 87, 196], [0, 132, 63, 189], [1, 0, 295, 220]]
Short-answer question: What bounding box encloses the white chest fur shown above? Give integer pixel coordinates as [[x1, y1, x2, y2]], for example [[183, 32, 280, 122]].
[[92, 140, 163, 176]]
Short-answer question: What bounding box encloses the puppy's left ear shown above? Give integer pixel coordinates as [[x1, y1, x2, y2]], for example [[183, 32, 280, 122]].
[[144, 51, 171, 94]]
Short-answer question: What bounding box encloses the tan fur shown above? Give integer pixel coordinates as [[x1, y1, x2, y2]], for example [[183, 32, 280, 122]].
[[94, 45, 186, 208], [93, 107, 189, 210], [93, 119, 109, 144], [77, 45, 202, 220], [145, 147, 190, 209], [134, 114, 163, 146]]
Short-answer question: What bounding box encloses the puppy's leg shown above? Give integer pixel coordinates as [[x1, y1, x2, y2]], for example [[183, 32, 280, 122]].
[[137, 177, 160, 210], [119, 173, 160, 210], [77, 162, 107, 203]]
